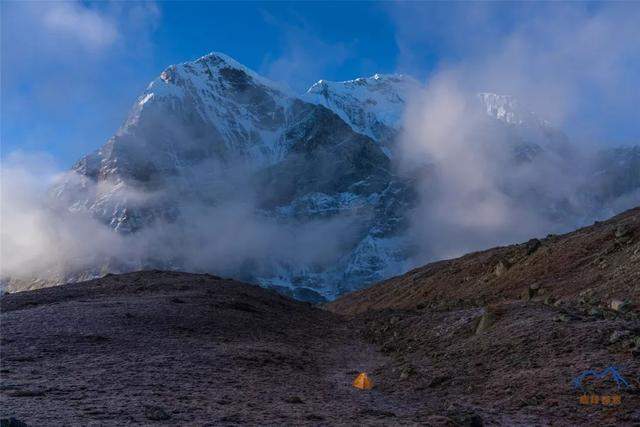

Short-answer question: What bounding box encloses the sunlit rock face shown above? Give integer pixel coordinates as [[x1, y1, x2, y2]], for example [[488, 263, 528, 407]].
[[304, 73, 420, 157], [52, 53, 415, 301], [47, 53, 640, 301]]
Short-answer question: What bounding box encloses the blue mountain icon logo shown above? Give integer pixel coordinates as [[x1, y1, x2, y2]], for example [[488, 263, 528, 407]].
[[572, 366, 631, 392]]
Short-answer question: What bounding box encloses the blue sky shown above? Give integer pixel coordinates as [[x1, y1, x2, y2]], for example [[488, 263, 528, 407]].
[[2, 1, 639, 168]]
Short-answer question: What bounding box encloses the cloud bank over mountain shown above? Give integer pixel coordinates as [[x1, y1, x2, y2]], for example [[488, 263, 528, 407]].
[[389, 2, 640, 142], [1, 3, 639, 299], [389, 2, 640, 264]]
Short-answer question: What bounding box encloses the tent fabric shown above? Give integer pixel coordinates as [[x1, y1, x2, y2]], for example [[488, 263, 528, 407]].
[[353, 372, 373, 390]]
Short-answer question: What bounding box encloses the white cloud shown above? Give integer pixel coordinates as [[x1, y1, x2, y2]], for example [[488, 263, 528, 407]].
[[42, 2, 119, 51], [392, 3, 640, 264], [389, 2, 640, 142], [1, 1, 161, 163]]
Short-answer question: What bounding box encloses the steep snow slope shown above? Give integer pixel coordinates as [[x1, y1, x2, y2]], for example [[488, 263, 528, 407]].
[[304, 74, 420, 156], [13, 52, 639, 301], [477, 92, 571, 160], [50, 53, 414, 301]]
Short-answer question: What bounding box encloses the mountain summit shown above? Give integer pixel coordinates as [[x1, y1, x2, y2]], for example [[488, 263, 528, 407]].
[[50, 53, 414, 301], [305, 73, 420, 156], [13, 52, 640, 300]]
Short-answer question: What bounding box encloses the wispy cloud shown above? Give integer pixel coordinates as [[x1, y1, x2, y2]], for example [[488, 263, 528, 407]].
[[2, 1, 159, 58], [389, 2, 640, 142], [392, 2, 640, 263], [41, 1, 119, 51], [1, 1, 161, 162]]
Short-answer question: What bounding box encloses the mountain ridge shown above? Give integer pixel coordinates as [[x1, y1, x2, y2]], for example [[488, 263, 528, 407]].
[[4, 51, 640, 300]]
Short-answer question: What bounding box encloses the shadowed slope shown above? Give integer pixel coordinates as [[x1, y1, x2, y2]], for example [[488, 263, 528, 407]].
[[2, 208, 640, 425], [328, 207, 640, 315]]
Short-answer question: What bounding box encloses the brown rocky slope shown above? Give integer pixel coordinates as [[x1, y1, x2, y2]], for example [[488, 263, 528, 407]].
[[327, 206, 640, 425], [1, 207, 640, 425], [329, 207, 640, 315]]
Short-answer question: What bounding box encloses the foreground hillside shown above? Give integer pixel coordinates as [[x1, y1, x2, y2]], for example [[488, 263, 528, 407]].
[[2, 207, 640, 425], [1, 272, 399, 425], [329, 207, 640, 314], [327, 207, 640, 425]]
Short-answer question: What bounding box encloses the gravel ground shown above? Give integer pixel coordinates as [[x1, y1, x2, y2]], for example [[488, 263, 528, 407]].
[[1, 272, 424, 426], [2, 207, 640, 426]]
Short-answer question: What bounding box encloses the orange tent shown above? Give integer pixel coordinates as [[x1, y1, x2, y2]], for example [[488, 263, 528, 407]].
[[352, 372, 374, 390]]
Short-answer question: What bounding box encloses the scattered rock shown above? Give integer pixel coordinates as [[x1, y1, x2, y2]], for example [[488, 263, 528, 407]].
[[7, 389, 45, 397], [429, 375, 451, 387], [225, 301, 259, 313], [615, 225, 633, 244], [0, 418, 29, 427], [400, 365, 416, 380], [615, 225, 631, 238], [525, 238, 541, 255], [81, 334, 110, 343], [578, 289, 598, 306], [447, 407, 484, 427], [588, 307, 604, 319], [305, 414, 324, 421], [494, 259, 511, 277], [544, 295, 556, 306], [523, 283, 541, 301], [144, 405, 171, 421], [381, 343, 395, 353], [475, 309, 497, 334], [609, 330, 631, 344], [219, 414, 243, 423], [358, 408, 396, 418], [284, 396, 304, 404], [5, 356, 35, 363], [632, 337, 640, 357], [610, 299, 630, 312], [554, 314, 571, 323]]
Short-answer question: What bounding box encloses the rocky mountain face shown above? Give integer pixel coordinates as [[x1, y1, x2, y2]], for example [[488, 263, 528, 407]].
[[49, 53, 415, 301], [304, 73, 420, 156], [37, 52, 640, 300], [589, 145, 640, 207]]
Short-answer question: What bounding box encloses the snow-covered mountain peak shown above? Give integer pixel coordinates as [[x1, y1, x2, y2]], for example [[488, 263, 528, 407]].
[[307, 73, 417, 93], [38, 51, 640, 303], [304, 73, 420, 151], [198, 51, 250, 70], [477, 92, 571, 160], [111, 51, 308, 172], [149, 51, 292, 101], [305, 73, 419, 111], [477, 92, 549, 128]]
